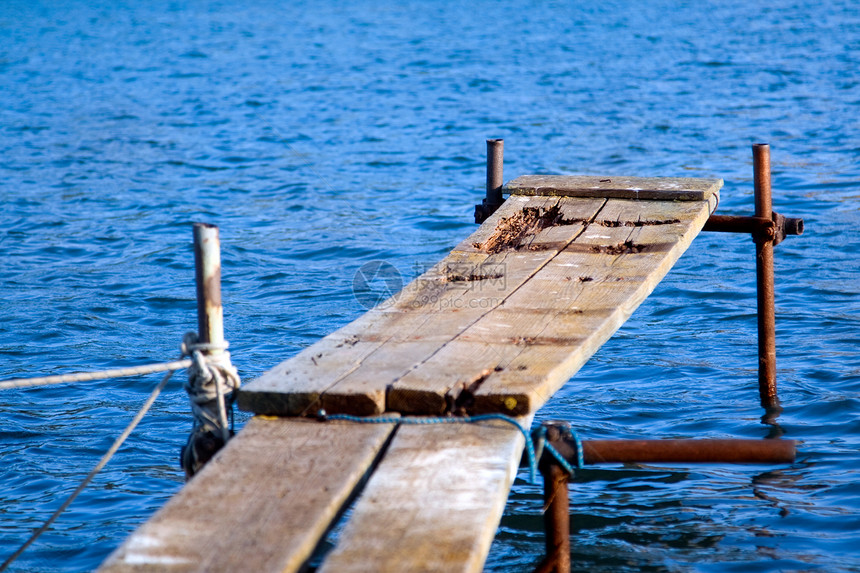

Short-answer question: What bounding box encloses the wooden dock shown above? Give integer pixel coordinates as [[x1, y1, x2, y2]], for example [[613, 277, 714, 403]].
[[99, 175, 721, 572]]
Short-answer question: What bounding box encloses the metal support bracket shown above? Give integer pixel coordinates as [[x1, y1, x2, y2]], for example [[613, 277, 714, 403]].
[[702, 144, 805, 410], [704, 211, 803, 246], [533, 420, 797, 573], [522, 145, 806, 573]]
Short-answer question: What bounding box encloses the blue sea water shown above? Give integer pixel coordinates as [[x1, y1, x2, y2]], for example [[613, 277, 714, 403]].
[[0, 0, 858, 571]]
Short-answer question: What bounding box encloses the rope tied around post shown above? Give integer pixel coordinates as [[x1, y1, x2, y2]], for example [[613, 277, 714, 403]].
[[533, 422, 584, 478], [182, 222, 238, 479], [533, 421, 580, 573], [180, 331, 240, 478]]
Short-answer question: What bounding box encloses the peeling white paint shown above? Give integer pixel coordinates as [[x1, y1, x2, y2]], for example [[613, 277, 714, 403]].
[[120, 534, 193, 565], [126, 534, 164, 550], [124, 553, 193, 565]]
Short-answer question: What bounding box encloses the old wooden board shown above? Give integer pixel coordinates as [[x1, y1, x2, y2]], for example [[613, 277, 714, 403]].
[[318, 417, 530, 573], [440, 195, 721, 415], [239, 194, 606, 416], [239, 176, 721, 417], [505, 174, 722, 201], [98, 417, 395, 573]]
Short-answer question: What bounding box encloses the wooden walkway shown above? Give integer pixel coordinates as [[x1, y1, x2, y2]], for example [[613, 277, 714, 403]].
[[99, 175, 721, 572]]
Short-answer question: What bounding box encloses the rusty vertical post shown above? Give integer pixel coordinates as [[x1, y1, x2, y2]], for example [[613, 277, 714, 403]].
[[486, 138, 504, 210], [753, 144, 778, 409], [543, 463, 570, 573], [193, 223, 224, 358], [475, 138, 505, 223], [536, 423, 571, 573], [183, 223, 233, 479]]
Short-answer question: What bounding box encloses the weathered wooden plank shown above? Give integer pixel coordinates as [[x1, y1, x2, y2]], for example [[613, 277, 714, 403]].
[[316, 196, 606, 415], [318, 417, 530, 573], [449, 195, 563, 253], [469, 196, 718, 414], [506, 174, 723, 201], [238, 334, 383, 416], [237, 306, 467, 416], [385, 195, 717, 415], [237, 196, 554, 416], [98, 417, 395, 573], [240, 196, 605, 416], [240, 177, 720, 418]]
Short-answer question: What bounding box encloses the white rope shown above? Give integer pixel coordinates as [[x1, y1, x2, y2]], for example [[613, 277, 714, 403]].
[[0, 367, 178, 572], [182, 332, 239, 442], [0, 334, 244, 568], [0, 360, 193, 390], [180, 332, 241, 477]]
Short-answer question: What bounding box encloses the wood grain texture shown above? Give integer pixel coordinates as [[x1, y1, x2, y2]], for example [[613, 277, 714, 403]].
[[240, 177, 720, 417], [506, 174, 723, 201], [470, 195, 718, 414], [98, 417, 395, 573], [239, 195, 605, 416], [386, 194, 718, 416], [318, 417, 531, 573]]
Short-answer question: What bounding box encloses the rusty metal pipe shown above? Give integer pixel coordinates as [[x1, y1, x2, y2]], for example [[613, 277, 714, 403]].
[[185, 223, 229, 479], [703, 214, 804, 243], [533, 429, 796, 572], [193, 223, 224, 356], [782, 215, 804, 237], [536, 424, 571, 573], [704, 214, 774, 235], [547, 439, 796, 466], [753, 143, 778, 409], [474, 139, 506, 224], [486, 138, 504, 209], [541, 462, 570, 573]]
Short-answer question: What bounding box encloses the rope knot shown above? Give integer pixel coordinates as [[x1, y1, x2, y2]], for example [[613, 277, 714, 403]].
[[181, 332, 240, 478], [181, 331, 230, 356], [533, 421, 583, 479]]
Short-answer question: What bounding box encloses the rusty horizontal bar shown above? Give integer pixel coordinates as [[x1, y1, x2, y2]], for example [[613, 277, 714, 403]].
[[703, 214, 773, 235], [549, 439, 796, 466], [777, 213, 804, 237], [703, 213, 803, 245]]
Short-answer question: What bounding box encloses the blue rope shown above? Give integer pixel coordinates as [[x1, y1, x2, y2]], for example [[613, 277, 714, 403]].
[[531, 424, 584, 478], [323, 411, 539, 484], [572, 430, 584, 468]]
